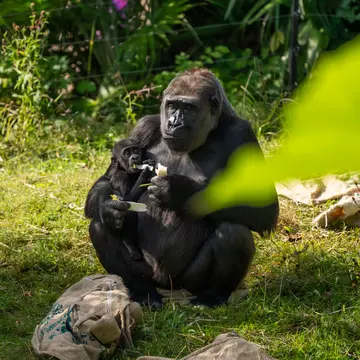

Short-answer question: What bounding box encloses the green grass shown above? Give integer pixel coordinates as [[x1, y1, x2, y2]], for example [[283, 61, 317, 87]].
[[1, 149, 360, 360]]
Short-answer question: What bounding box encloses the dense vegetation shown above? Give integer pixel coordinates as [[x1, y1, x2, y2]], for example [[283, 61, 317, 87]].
[[1, 0, 359, 158]]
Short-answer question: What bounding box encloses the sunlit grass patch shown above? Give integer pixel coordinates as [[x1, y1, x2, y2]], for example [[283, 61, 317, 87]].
[[0, 152, 360, 359]]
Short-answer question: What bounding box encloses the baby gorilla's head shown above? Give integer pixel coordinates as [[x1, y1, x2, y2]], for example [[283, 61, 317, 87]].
[[113, 139, 145, 174]]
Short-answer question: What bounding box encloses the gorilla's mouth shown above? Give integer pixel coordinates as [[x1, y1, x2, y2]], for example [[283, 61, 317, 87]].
[[129, 160, 142, 173], [163, 126, 189, 138]]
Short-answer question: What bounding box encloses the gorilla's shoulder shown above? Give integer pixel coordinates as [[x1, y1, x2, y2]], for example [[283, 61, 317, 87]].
[[220, 115, 258, 145], [130, 114, 161, 149]]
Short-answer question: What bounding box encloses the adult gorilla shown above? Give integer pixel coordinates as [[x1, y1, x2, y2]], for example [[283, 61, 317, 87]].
[[85, 68, 279, 307]]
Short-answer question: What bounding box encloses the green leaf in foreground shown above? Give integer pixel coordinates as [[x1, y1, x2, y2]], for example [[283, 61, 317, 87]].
[[190, 36, 360, 214]]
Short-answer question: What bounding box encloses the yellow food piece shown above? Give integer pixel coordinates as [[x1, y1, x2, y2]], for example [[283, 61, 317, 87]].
[[110, 194, 119, 201]]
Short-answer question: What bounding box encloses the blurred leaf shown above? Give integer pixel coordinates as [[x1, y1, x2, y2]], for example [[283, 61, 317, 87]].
[[70, 98, 97, 113], [210, 51, 223, 59], [305, 28, 329, 70], [76, 80, 97, 94], [215, 45, 231, 54], [243, 0, 286, 26], [190, 36, 360, 213], [270, 31, 285, 53], [298, 20, 313, 46], [224, 0, 237, 20]]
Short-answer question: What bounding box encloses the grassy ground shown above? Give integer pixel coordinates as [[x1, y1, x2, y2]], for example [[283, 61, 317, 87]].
[[1, 149, 360, 360]]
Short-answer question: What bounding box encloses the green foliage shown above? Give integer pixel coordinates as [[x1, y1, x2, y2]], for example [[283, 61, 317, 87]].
[[191, 36, 360, 214], [0, 6, 151, 157], [237, 0, 360, 81], [118, 0, 196, 75], [0, 0, 359, 158], [2, 0, 359, 95], [0, 10, 52, 142], [29, 0, 199, 83]]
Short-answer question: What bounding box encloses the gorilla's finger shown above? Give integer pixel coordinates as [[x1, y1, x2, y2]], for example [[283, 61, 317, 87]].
[[140, 167, 151, 177], [149, 194, 162, 204], [142, 159, 156, 166], [102, 213, 123, 228], [147, 185, 159, 195], [107, 200, 130, 211], [103, 207, 124, 219], [150, 176, 167, 186]]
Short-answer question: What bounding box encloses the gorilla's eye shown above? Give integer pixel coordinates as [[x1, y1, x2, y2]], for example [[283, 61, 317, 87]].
[[168, 103, 177, 112], [123, 149, 130, 158]]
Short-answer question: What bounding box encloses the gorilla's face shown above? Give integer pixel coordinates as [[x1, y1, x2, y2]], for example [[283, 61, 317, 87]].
[[160, 74, 221, 153], [161, 96, 205, 152], [120, 145, 143, 174]]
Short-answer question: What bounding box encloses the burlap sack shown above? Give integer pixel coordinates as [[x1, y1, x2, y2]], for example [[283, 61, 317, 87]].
[[137, 331, 277, 360], [32, 274, 143, 360]]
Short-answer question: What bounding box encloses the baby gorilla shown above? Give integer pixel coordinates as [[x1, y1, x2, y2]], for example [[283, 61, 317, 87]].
[[110, 138, 154, 260]]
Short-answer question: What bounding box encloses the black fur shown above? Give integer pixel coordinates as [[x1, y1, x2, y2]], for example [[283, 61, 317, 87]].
[[85, 69, 279, 308], [106, 139, 154, 260]]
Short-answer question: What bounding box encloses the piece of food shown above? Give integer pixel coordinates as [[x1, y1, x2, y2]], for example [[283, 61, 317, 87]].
[[155, 163, 167, 177], [134, 164, 154, 171], [127, 201, 148, 212], [110, 194, 147, 212]]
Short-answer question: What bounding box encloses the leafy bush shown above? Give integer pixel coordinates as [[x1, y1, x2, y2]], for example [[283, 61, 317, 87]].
[[0, 9, 53, 142], [0, 6, 153, 158], [230, 0, 360, 82], [1, 0, 359, 158]]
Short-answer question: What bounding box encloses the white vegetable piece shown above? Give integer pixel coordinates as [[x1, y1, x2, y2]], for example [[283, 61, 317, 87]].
[[155, 163, 168, 177], [110, 194, 147, 212], [134, 164, 154, 171], [127, 201, 148, 212]]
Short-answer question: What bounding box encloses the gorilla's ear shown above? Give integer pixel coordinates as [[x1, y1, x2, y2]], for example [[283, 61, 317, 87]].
[[210, 95, 220, 115]]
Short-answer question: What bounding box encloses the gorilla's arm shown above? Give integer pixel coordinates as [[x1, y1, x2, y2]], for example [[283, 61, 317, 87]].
[[205, 201, 279, 235], [204, 121, 279, 234], [199, 122, 279, 234], [123, 167, 152, 202], [84, 156, 131, 228]]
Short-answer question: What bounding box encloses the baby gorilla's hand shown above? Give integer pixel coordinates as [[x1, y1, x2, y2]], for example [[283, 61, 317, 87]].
[[142, 159, 156, 168], [100, 197, 130, 230]]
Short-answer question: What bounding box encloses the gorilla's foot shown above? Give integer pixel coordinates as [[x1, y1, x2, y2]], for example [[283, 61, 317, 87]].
[[130, 290, 163, 310], [190, 291, 230, 308]]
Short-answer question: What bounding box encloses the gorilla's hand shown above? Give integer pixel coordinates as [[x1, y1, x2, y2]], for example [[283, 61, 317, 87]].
[[138, 166, 154, 183], [100, 194, 130, 230], [142, 159, 156, 168], [148, 175, 204, 211]]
